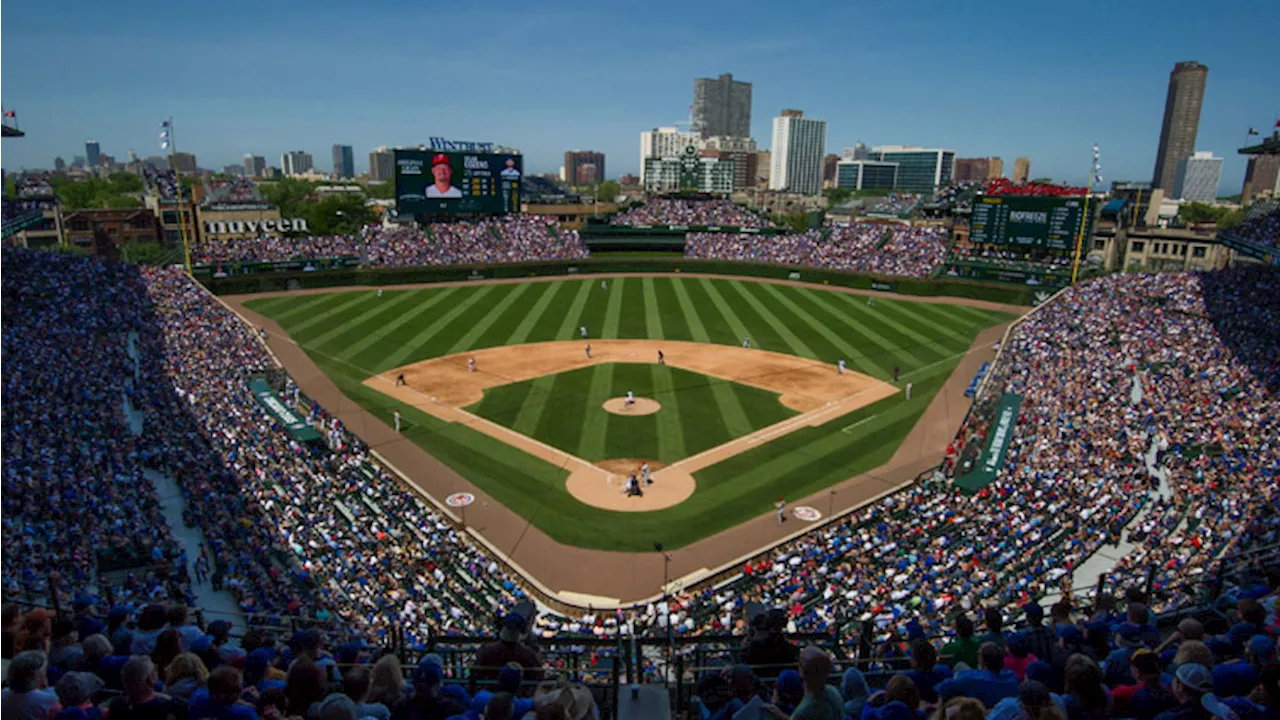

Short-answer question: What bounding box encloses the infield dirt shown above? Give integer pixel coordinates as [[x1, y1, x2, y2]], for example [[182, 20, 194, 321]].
[[366, 340, 898, 512]]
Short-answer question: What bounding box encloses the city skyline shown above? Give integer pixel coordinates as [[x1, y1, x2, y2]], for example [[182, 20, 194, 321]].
[[2, 0, 1277, 195]]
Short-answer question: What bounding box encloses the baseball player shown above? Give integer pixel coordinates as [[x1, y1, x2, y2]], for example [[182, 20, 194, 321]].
[[580, 325, 588, 339], [377, 288, 383, 298], [893, 366, 900, 383], [585, 343, 592, 359], [601, 280, 608, 291], [468, 358, 476, 373], [657, 350, 665, 365], [742, 336, 751, 349], [394, 409, 402, 433], [867, 296, 876, 307], [775, 497, 786, 525], [838, 359, 846, 375], [625, 391, 635, 407], [641, 462, 651, 485], [395, 373, 406, 387], [906, 382, 913, 400]]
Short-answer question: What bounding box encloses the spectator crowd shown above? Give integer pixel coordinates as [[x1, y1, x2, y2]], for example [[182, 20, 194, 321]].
[[685, 224, 947, 278], [362, 216, 586, 267], [611, 199, 773, 229]]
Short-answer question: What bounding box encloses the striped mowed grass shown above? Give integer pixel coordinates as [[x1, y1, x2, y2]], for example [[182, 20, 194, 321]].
[[245, 277, 1016, 551]]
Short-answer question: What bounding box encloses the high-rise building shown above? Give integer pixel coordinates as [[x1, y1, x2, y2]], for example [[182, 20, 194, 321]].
[[1172, 151, 1222, 203], [692, 73, 752, 138], [755, 150, 770, 186], [835, 160, 899, 191], [222, 164, 245, 177], [332, 145, 355, 179], [953, 158, 991, 184], [1152, 61, 1208, 191], [72, 156, 86, 169], [172, 152, 197, 174], [640, 127, 700, 183], [86, 141, 101, 168], [987, 157, 1004, 179], [700, 136, 758, 190], [1241, 154, 1280, 202], [822, 154, 841, 187], [869, 146, 955, 194], [369, 147, 395, 181], [54, 157, 66, 171], [563, 150, 606, 186], [843, 142, 870, 161], [243, 154, 267, 178], [281, 151, 314, 177], [1013, 157, 1031, 184], [769, 110, 827, 195]]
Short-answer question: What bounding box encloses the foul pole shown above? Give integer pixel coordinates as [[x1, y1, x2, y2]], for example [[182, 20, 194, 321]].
[[1070, 144, 1101, 284], [166, 116, 193, 274]]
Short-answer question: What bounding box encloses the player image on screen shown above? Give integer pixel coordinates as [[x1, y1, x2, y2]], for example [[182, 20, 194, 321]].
[[500, 157, 521, 181], [426, 154, 463, 199]]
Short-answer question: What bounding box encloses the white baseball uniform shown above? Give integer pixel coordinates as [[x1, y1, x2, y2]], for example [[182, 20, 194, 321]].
[[838, 360, 846, 375]]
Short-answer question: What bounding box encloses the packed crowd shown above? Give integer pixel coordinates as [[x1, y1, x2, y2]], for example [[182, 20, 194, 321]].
[[1222, 204, 1280, 253], [363, 216, 587, 267], [946, 247, 1075, 274], [867, 194, 922, 217], [192, 235, 360, 264], [205, 178, 263, 204], [145, 169, 188, 201], [2, 198, 56, 222], [610, 199, 773, 228], [685, 224, 947, 278]]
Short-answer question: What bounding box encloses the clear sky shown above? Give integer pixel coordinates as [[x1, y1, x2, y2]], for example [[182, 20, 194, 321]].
[[2, 0, 1276, 194]]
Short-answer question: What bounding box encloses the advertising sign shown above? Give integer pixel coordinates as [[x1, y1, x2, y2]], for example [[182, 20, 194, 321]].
[[395, 149, 523, 216]]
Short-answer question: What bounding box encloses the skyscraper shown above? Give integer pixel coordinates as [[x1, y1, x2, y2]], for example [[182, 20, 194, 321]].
[[54, 157, 66, 171], [869, 146, 955, 194], [692, 73, 752, 139], [369, 147, 395, 181], [953, 158, 991, 183], [243, 154, 266, 178], [563, 150, 606, 186], [332, 144, 355, 179], [1152, 61, 1208, 191], [1013, 157, 1031, 184], [85, 141, 101, 168], [769, 110, 827, 195], [281, 151, 313, 177], [987, 157, 1004, 179], [1241, 154, 1280, 203], [1172, 151, 1222, 203], [172, 152, 197, 174]]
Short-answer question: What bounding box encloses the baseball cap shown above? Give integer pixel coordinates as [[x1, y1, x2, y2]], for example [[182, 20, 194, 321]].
[[413, 657, 442, 686], [497, 661, 523, 693], [190, 634, 214, 654], [432, 153, 450, 167], [1176, 663, 1213, 693], [1116, 621, 1145, 644], [777, 669, 803, 699], [1023, 603, 1044, 622], [499, 613, 525, 643], [1060, 626, 1084, 646], [1019, 680, 1052, 708], [1248, 634, 1276, 658]]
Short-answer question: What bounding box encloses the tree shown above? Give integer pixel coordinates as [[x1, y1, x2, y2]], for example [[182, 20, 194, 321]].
[[119, 242, 169, 265], [1178, 202, 1230, 225], [366, 181, 395, 200], [596, 180, 621, 203], [824, 187, 852, 205], [772, 211, 811, 234]]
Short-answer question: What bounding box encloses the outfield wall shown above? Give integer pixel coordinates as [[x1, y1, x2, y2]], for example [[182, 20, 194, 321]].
[[199, 258, 1036, 305]]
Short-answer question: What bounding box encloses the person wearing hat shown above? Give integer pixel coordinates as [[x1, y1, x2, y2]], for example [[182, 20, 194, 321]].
[[391, 657, 466, 720], [1111, 649, 1175, 720], [71, 596, 105, 641], [426, 155, 462, 199], [1104, 622, 1149, 687], [1222, 662, 1277, 720], [1153, 663, 1239, 720], [468, 663, 532, 720], [473, 614, 543, 685], [773, 669, 805, 716], [1022, 604, 1057, 667], [1213, 635, 1275, 700]]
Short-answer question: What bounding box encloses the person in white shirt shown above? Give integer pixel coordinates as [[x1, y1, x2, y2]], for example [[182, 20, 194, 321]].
[[426, 154, 462, 198]]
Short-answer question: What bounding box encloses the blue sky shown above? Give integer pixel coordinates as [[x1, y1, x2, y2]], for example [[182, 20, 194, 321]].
[[2, 0, 1277, 194]]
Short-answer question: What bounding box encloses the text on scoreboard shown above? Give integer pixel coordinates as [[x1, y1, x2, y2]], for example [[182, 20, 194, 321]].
[[969, 196, 1089, 250], [395, 149, 522, 216]]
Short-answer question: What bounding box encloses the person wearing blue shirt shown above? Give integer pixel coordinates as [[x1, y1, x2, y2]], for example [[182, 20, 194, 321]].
[[937, 643, 1021, 710], [188, 666, 258, 720], [904, 640, 951, 704]]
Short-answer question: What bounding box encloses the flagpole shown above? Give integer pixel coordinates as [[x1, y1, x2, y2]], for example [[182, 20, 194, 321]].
[[166, 116, 193, 274], [1070, 144, 1099, 284]]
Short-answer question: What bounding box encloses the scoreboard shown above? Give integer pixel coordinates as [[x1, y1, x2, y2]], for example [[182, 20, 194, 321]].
[[395, 149, 522, 216], [969, 196, 1089, 250]]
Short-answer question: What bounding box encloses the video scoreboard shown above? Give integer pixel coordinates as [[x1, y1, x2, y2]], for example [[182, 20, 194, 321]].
[[969, 196, 1090, 250], [395, 149, 522, 217]]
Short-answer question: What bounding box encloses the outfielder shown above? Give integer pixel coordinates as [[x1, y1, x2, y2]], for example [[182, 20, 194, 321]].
[[377, 288, 383, 298], [601, 280, 608, 291], [394, 409, 402, 433], [837, 359, 846, 375], [906, 382, 913, 400]]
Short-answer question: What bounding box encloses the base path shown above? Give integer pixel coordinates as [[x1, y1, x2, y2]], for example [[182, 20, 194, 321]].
[[367, 340, 898, 513], [223, 275, 1019, 606]]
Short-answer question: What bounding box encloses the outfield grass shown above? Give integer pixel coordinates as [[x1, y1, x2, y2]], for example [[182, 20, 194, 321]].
[[246, 277, 1016, 550], [468, 363, 796, 463]]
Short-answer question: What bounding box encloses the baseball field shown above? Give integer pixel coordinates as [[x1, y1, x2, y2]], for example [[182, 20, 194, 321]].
[[243, 275, 1015, 551]]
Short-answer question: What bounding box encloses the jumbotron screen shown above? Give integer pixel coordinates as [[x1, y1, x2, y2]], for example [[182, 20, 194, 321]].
[[969, 196, 1089, 250], [394, 150, 522, 216]]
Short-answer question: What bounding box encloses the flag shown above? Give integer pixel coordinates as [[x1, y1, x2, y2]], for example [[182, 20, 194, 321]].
[[2, 110, 14, 118], [1248, 128, 1260, 136]]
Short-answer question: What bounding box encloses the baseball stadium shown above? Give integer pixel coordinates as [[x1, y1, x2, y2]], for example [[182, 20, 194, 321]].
[[4, 103, 1280, 720]]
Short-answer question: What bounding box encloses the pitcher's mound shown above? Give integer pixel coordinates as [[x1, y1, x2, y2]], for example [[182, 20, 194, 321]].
[[602, 397, 661, 416]]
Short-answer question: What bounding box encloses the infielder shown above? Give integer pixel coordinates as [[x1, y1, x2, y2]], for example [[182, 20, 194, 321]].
[[742, 337, 751, 349], [657, 350, 665, 365], [580, 325, 588, 339], [468, 358, 476, 373], [585, 343, 592, 359], [640, 462, 651, 485], [775, 497, 786, 525], [394, 409, 402, 433], [906, 382, 913, 400], [625, 391, 635, 407], [395, 373, 406, 387], [837, 359, 846, 375]]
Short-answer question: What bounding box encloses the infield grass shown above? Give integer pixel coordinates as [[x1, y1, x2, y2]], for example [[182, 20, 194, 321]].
[[246, 277, 1016, 550]]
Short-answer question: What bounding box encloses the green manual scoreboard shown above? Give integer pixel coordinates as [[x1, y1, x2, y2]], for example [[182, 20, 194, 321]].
[[969, 196, 1090, 250]]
